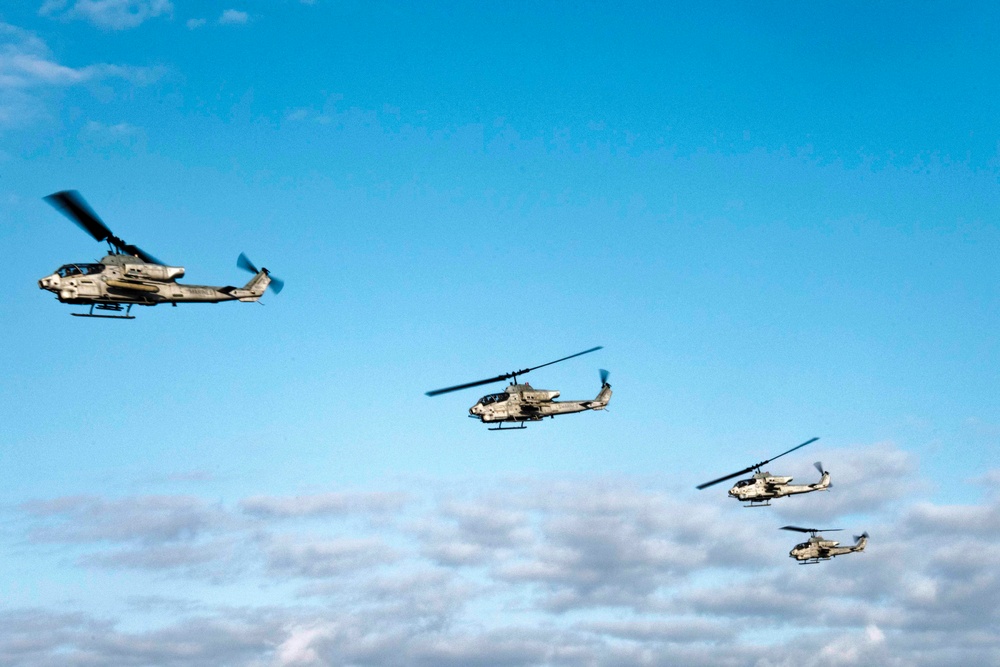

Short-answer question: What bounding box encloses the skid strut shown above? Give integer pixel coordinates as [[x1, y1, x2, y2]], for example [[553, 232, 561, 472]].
[[72, 303, 135, 319]]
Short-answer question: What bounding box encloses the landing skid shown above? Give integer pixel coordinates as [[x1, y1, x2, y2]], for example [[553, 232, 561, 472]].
[[72, 303, 135, 319], [742, 500, 772, 508], [488, 423, 527, 431]]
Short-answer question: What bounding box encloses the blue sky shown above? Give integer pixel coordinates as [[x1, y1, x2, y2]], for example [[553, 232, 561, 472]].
[[1, 2, 1000, 665]]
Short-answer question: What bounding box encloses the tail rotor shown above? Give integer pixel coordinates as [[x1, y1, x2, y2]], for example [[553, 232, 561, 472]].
[[599, 369, 610, 386], [237, 252, 284, 294]]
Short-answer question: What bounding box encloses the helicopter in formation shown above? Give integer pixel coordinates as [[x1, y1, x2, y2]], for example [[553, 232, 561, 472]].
[[38, 190, 283, 319], [426, 347, 611, 430], [696, 437, 830, 506], [782, 526, 868, 564]]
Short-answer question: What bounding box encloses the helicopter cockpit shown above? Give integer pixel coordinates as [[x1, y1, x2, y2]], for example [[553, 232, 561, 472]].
[[55, 263, 104, 277], [733, 479, 756, 488], [479, 393, 510, 405]]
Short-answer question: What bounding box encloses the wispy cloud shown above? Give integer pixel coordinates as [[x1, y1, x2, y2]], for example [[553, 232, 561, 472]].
[[22, 494, 231, 544], [241, 491, 408, 518], [0, 21, 162, 128], [79, 119, 143, 146], [39, 0, 174, 30], [218, 9, 249, 25]]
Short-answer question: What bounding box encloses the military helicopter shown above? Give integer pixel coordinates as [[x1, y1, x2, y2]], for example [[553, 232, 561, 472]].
[[782, 526, 868, 564], [38, 190, 283, 319], [425, 347, 612, 430], [696, 437, 830, 506]]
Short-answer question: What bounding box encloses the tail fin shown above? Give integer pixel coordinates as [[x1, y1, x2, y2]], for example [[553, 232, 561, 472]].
[[588, 381, 612, 410], [811, 462, 831, 491], [853, 532, 869, 552], [812, 471, 831, 491], [229, 270, 271, 302]]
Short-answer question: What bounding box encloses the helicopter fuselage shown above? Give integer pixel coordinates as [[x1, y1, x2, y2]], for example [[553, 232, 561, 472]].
[[728, 469, 830, 504], [38, 255, 270, 309], [469, 382, 612, 424], [790, 534, 867, 563]]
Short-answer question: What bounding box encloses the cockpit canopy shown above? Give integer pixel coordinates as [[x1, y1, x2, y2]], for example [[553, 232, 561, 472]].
[[56, 263, 104, 277], [734, 479, 756, 488], [479, 393, 509, 405], [795, 542, 809, 550]]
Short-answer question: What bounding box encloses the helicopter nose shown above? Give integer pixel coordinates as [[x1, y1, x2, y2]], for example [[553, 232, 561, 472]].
[[39, 274, 57, 290]]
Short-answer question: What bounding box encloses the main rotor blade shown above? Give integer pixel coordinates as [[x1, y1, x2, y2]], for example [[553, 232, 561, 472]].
[[45, 190, 163, 265], [426, 374, 513, 397], [118, 242, 162, 265], [425, 346, 603, 397], [781, 525, 842, 533], [781, 526, 816, 533], [760, 437, 820, 467], [45, 190, 112, 243], [696, 437, 820, 490], [524, 346, 603, 374], [696, 464, 760, 490]]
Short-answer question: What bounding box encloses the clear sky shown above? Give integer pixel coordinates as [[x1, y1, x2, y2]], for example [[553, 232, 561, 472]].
[[1, 2, 999, 665]]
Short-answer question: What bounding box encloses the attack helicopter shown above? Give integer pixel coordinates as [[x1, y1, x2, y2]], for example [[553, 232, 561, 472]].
[[425, 347, 611, 430], [696, 437, 830, 506], [38, 190, 283, 319], [782, 526, 868, 564]]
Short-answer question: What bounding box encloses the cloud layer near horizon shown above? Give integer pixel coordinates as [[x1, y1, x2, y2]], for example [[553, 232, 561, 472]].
[[3, 442, 999, 666]]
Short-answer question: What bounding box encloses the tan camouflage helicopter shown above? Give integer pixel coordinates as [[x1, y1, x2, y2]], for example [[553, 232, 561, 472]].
[[782, 526, 868, 564], [697, 437, 830, 506], [38, 191, 282, 319], [426, 347, 612, 430]]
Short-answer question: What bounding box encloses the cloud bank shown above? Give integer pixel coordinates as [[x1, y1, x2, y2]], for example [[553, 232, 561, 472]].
[[3, 443, 998, 666]]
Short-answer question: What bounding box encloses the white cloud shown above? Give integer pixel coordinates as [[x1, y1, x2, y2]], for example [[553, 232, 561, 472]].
[[218, 9, 249, 25], [40, 0, 174, 30], [772, 440, 920, 523], [186, 17, 206, 30], [274, 624, 334, 666]]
